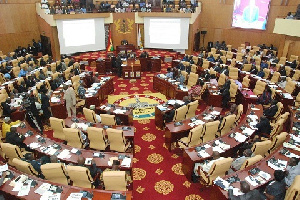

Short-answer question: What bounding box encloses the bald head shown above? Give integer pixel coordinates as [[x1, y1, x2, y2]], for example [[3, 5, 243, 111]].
[[240, 181, 250, 193], [78, 156, 85, 166], [243, 149, 252, 157], [50, 155, 58, 163], [212, 151, 221, 160]]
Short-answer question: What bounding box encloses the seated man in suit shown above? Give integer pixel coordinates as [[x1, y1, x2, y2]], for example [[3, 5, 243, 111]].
[[263, 170, 286, 200], [229, 149, 253, 174], [163, 103, 180, 123], [183, 96, 191, 105], [255, 116, 271, 138], [1, 98, 17, 118], [22, 153, 50, 178], [77, 156, 102, 187], [285, 157, 300, 187], [6, 127, 27, 149], [263, 100, 278, 118], [228, 181, 264, 200]]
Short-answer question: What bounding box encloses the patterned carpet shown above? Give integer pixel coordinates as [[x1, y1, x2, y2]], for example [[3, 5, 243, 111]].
[[45, 50, 214, 199]]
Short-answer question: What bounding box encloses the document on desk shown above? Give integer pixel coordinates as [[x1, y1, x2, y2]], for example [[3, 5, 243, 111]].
[[17, 180, 32, 196], [283, 93, 293, 99], [197, 151, 210, 158], [50, 97, 60, 103], [283, 142, 300, 152], [214, 177, 230, 190], [121, 157, 131, 167], [35, 183, 52, 195], [0, 164, 8, 172], [242, 128, 255, 136], [267, 159, 287, 171], [114, 109, 126, 114], [212, 146, 225, 153], [247, 115, 258, 120], [234, 132, 247, 142], [211, 111, 220, 116], [258, 171, 271, 181], [66, 193, 83, 200], [40, 192, 61, 200], [57, 149, 71, 159], [29, 142, 41, 149], [251, 107, 260, 111], [157, 105, 167, 111]]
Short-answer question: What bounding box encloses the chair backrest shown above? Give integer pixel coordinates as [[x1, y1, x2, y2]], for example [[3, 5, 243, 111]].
[[71, 75, 80, 84], [285, 80, 296, 94], [181, 71, 188, 82], [202, 60, 210, 69], [273, 102, 283, 121], [173, 105, 188, 122], [251, 140, 272, 157], [87, 127, 107, 151], [295, 93, 300, 106], [106, 128, 128, 152], [50, 117, 66, 140], [12, 158, 38, 176], [100, 114, 116, 125], [192, 57, 198, 65], [83, 108, 97, 123], [229, 82, 238, 98], [185, 100, 198, 119], [240, 155, 263, 170], [269, 132, 288, 153], [242, 76, 250, 88], [285, 66, 292, 76], [253, 80, 266, 96], [202, 121, 220, 143], [187, 72, 199, 87], [63, 128, 84, 148], [1, 143, 24, 165], [66, 166, 94, 188], [219, 114, 236, 136], [235, 104, 243, 125], [285, 175, 300, 200], [186, 125, 203, 147], [229, 67, 238, 80], [103, 171, 127, 191], [292, 69, 300, 81], [270, 72, 280, 83], [270, 118, 285, 139], [191, 64, 198, 73], [263, 68, 270, 79], [243, 64, 252, 72], [290, 55, 299, 62], [218, 73, 226, 86], [278, 57, 286, 65], [207, 158, 233, 182], [41, 163, 69, 185]]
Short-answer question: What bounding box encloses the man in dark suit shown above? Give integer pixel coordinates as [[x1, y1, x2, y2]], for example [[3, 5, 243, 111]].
[[78, 156, 102, 186], [1, 98, 16, 118], [21, 153, 50, 178], [163, 103, 180, 123], [6, 127, 26, 148], [263, 100, 278, 118], [255, 116, 271, 138], [228, 181, 264, 200]]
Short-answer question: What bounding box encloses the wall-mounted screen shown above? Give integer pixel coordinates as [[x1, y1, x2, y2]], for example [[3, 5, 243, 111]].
[[56, 18, 106, 55], [232, 0, 271, 30], [144, 17, 190, 49]]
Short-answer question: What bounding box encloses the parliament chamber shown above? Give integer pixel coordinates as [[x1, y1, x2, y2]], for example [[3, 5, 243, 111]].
[[0, 0, 300, 200]]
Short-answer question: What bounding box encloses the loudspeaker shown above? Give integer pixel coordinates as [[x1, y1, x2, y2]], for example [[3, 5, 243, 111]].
[[201, 31, 207, 35]]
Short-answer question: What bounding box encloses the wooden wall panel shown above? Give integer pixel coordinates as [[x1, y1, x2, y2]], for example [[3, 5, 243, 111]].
[[112, 13, 137, 48], [0, 3, 40, 55]]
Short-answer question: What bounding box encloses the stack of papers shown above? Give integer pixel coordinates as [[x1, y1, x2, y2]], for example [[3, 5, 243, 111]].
[[197, 150, 210, 158], [179, 85, 188, 92], [245, 175, 266, 187], [66, 193, 83, 200], [188, 120, 205, 127], [203, 115, 213, 121], [251, 107, 260, 111], [157, 105, 167, 111], [57, 149, 71, 159], [283, 142, 300, 152], [214, 177, 230, 190], [28, 143, 41, 149], [234, 132, 247, 142], [213, 141, 230, 153], [211, 111, 220, 115], [113, 109, 126, 114], [121, 157, 131, 167], [242, 128, 255, 136], [282, 93, 293, 99], [267, 159, 287, 170], [50, 97, 60, 103], [71, 123, 88, 131]]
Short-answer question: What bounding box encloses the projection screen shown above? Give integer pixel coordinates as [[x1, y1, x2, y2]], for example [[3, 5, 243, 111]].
[[144, 17, 190, 49], [56, 18, 106, 54]]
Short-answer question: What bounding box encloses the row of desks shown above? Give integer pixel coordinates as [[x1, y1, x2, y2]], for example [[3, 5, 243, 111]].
[[0, 163, 132, 200]]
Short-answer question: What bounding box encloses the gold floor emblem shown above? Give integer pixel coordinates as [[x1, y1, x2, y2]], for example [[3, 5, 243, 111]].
[[154, 180, 174, 195]]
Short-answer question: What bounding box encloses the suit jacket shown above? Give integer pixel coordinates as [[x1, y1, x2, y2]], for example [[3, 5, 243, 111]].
[[64, 87, 76, 107], [228, 189, 264, 200], [6, 131, 25, 146], [164, 109, 175, 123], [1, 102, 12, 117], [263, 105, 278, 118]]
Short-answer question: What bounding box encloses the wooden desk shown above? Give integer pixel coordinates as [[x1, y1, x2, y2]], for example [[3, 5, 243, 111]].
[[182, 104, 263, 181], [165, 107, 222, 151], [204, 85, 222, 107], [236, 88, 258, 114], [50, 77, 114, 119], [19, 123, 133, 170], [0, 163, 132, 200], [116, 45, 135, 54], [95, 104, 133, 126], [64, 117, 135, 139], [153, 76, 188, 99], [150, 58, 161, 72], [122, 64, 141, 79]]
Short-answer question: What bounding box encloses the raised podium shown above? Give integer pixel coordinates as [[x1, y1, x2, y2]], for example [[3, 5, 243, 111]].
[[116, 44, 135, 54], [122, 59, 141, 79]]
